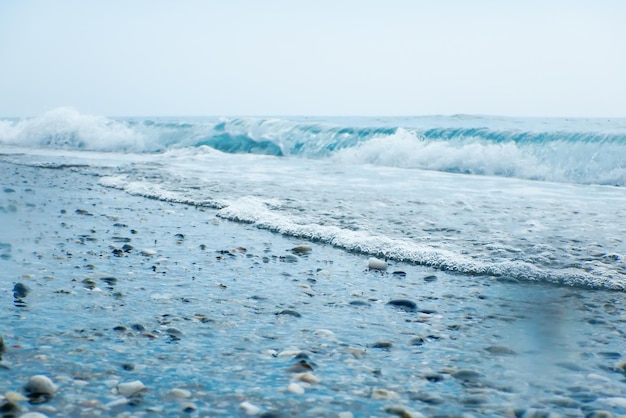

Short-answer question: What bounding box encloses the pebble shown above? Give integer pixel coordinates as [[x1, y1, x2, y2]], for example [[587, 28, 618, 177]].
[[19, 413, 49, 418], [239, 401, 262, 415], [313, 329, 335, 338], [367, 257, 387, 270], [423, 275, 438, 282], [292, 372, 320, 383], [181, 402, 197, 413], [13, 283, 30, 298], [24, 375, 57, 395], [451, 369, 484, 382], [5, 391, 28, 402], [140, 249, 157, 256], [387, 299, 418, 312], [117, 380, 145, 397], [287, 382, 305, 395], [385, 406, 425, 418], [485, 345, 517, 355], [276, 309, 301, 318], [371, 388, 399, 400], [291, 245, 312, 254], [169, 388, 192, 398], [0, 335, 5, 357]]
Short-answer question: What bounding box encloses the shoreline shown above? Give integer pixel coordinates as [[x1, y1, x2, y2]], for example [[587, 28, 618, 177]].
[[2, 161, 626, 417]]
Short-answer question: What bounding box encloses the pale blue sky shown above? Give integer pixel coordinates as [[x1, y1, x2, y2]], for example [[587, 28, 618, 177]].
[[1, 0, 624, 117]]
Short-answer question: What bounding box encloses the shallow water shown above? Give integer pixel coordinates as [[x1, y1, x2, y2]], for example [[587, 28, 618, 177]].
[[2, 161, 626, 417]]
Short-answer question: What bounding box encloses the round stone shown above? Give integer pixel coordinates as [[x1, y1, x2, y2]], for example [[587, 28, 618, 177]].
[[117, 380, 145, 397], [25, 375, 57, 395]]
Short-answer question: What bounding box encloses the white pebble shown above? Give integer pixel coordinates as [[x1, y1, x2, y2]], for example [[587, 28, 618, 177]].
[[104, 397, 129, 409], [5, 391, 28, 402], [367, 257, 388, 270], [117, 380, 145, 397], [292, 372, 320, 383], [140, 249, 157, 256], [239, 401, 262, 415], [287, 382, 305, 395], [19, 413, 49, 418], [169, 388, 191, 398], [25, 375, 57, 395], [313, 329, 335, 338], [338, 413, 354, 418]]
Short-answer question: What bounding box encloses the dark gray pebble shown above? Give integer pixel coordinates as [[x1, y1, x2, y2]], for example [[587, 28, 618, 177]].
[[387, 299, 417, 312], [409, 336, 427, 346], [276, 309, 301, 318], [101, 277, 118, 286], [3, 188, 15, 193], [0, 335, 5, 357], [392, 271, 407, 277], [75, 209, 93, 216], [485, 345, 517, 356], [423, 275, 438, 282], [585, 412, 614, 418], [349, 300, 371, 307], [371, 341, 393, 350], [82, 278, 97, 289], [13, 283, 30, 298], [131, 323, 146, 332], [288, 359, 314, 372], [451, 369, 483, 382], [122, 363, 135, 371], [122, 244, 133, 253]]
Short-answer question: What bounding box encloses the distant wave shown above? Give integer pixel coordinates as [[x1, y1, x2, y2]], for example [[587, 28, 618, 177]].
[[2, 107, 626, 185]]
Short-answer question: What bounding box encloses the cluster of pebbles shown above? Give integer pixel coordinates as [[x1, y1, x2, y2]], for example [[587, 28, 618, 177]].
[[2, 161, 626, 417]]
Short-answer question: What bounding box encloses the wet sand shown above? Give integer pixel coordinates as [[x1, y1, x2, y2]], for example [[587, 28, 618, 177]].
[[2, 161, 626, 418]]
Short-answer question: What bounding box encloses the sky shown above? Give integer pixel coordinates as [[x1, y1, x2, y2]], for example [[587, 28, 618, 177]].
[[0, 0, 625, 118]]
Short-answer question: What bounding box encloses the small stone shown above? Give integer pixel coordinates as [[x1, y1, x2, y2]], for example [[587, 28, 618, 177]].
[[140, 249, 157, 256], [181, 402, 197, 413], [13, 283, 30, 298], [5, 391, 28, 402], [25, 375, 57, 395], [239, 401, 262, 415], [423, 275, 437, 282], [291, 245, 312, 255], [19, 413, 49, 418], [367, 257, 387, 270], [0, 335, 5, 357], [338, 413, 354, 418], [385, 406, 425, 418], [169, 388, 191, 398], [313, 329, 335, 338], [280, 254, 299, 263], [276, 309, 301, 318], [371, 388, 399, 400], [485, 345, 517, 356], [117, 380, 145, 397], [292, 372, 320, 383], [585, 412, 614, 418], [287, 382, 305, 395], [387, 299, 417, 312], [371, 341, 393, 350], [451, 369, 483, 382], [288, 360, 314, 372], [392, 271, 407, 277], [82, 278, 97, 289]]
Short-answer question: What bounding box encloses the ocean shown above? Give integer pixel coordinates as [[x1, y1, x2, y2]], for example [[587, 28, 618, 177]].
[[2, 107, 625, 290], [1, 108, 626, 417]]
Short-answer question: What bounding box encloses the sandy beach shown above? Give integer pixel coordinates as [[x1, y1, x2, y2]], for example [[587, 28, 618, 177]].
[[2, 160, 626, 417]]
